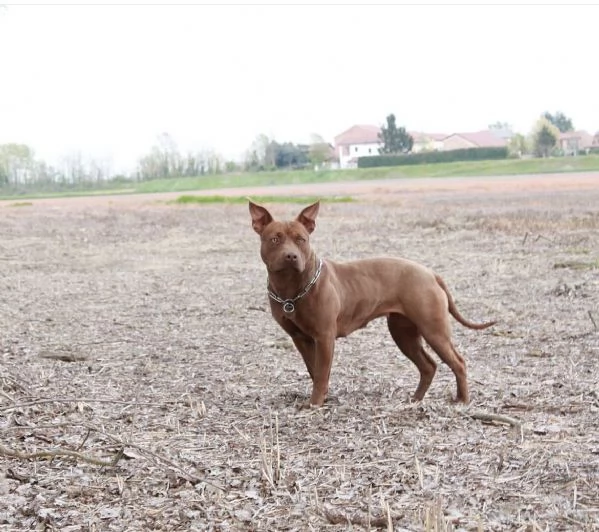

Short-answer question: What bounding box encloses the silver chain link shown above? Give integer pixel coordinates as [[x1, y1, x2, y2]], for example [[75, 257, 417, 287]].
[[267, 258, 324, 313]]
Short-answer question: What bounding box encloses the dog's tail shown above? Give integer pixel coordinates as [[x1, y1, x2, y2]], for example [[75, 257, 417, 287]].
[[435, 274, 497, 330]]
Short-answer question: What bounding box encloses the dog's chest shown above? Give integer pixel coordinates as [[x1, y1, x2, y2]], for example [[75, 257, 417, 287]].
[[271, 305, 317, 333]]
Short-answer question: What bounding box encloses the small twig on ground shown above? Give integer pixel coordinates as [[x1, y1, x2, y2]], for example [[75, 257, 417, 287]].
[[467, 411, 522, 428], [534, 234, 553, 243], [248, 305, 267, 312], [39, 352, 88, 362], [2, 421, 213, 487], [522, 232, 529, 245], [1, 397, 185, 412], [6, 468, 30, 482], [69, 338, 136, 347], [0, 443, 124, 467], [76, 428, 92, 452], [323, 505, 389, 527], [84, 423, 215, 488], [385, 499, 393, 532], [502, 402, 533, 411], [588, 310, 597, 331], [0, 389, 15, 403], [0, 373, 29, 394]]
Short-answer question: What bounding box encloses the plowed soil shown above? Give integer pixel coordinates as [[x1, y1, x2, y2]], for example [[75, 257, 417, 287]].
[[1, 173, 598, 531]]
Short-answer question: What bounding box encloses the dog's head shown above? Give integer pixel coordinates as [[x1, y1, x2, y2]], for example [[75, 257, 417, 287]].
[[248, 200, 320, 274]]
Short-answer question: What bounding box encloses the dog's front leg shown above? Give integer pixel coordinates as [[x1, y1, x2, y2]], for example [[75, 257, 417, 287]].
[[291, 335, 316, 382], [308, 334, 336, 407], [276, 318, 316, 381]]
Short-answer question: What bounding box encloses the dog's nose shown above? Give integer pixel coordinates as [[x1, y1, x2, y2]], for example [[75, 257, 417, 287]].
[[285, 252, 298, 262]]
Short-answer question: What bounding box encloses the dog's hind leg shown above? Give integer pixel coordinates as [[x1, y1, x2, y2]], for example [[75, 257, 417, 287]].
[[387, 313, 437, 401], [419, 319, 469, 403]]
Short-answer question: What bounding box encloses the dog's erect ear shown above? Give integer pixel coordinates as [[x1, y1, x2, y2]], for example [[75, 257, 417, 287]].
[[248, 200, 274, 235], [296, 201, 320, 234]]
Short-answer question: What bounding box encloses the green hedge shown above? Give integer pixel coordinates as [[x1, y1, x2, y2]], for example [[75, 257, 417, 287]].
[[357, 147, 509, 168]]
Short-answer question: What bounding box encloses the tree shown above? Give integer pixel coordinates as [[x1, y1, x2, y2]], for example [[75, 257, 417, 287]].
[[61, 151, 87, 184], [224, 160, 238, 173], [249, 134, 275, 169], [156, 132, 180, 177], [243, 149, 261, 172], [135, 133, 223, 179], [0, 143, 35, 186], [378, 114, 413, 154], [489, 121, 512, 131], [531, 117, 560, 158], [543, 111, 574, 133], [272, 142, 309, 169], [308, 133, 330, 169], [204, 149, 223, 174], [88, 157, 112, 182], [508, 133, 529, 158]]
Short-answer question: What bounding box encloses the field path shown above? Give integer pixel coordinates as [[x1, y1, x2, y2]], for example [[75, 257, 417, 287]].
[[3, 171, 598, 208]]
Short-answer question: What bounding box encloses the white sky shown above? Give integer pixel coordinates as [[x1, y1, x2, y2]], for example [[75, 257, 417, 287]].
[[0, 1, 597, 174]]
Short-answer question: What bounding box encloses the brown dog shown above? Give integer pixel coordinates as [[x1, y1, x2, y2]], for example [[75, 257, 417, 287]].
[[249, 200, 496, 408]]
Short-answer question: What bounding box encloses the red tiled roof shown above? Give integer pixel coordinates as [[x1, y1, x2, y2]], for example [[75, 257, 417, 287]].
[[444, 131, 508, 148], [559, 130, 594, 148], [410, 131, 448, 142], [335, 125, 449, 146], [334, 125, 381, 145], [335, 125, 513, 149]]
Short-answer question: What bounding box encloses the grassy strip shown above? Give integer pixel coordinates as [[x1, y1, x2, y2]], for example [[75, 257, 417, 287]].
[[1, 155, 598, 201], [6, 201, 34, 207], [170, 195, 354, 205], [134, 156, 599, 194]]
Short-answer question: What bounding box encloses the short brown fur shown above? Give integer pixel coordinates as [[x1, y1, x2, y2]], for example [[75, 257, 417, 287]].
[[249, 200, 496, 407]]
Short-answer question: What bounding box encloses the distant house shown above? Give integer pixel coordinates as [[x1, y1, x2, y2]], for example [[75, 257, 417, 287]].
[[594, 131, 599, 147], [334, 125, 382, 169], [333, 125, 515, 169], [558, 130, 595, 156], [334, 125, 449, 168], [441, 131, 508, 151], [411, 132, 447, 153]]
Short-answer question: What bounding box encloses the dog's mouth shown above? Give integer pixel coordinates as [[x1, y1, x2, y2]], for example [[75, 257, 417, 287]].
[[267, 258, 305, 274], [268, 262, 304, 274]]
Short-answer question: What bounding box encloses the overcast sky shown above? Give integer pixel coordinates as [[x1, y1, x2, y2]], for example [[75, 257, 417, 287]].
[[0, 2, 597, 174]]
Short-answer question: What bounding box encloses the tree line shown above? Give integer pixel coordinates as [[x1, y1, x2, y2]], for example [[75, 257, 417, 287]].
[[243, 133, 331, 172], [0, 110, 591, 192], [0, 131, 334, 191]]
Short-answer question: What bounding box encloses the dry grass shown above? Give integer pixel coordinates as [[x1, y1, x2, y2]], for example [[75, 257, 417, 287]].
[[1, 185, 598, 531]]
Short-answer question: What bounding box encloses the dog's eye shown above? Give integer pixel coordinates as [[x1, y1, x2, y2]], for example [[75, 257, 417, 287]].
[[271, 236, 280, 244], [296, 237, 305, 244]]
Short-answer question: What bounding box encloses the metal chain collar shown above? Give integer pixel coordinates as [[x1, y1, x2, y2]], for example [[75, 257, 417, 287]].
[[267, 258, 324, 313]]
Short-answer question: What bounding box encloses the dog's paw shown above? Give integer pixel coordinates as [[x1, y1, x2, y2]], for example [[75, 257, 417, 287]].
[[451, 394, 470, 405], [297, 400, 323, 411]]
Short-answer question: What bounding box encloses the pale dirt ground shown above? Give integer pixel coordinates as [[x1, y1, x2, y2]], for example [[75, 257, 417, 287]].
[[1, 172, 599, 531]]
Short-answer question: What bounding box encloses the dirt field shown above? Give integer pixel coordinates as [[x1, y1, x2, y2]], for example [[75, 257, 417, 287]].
[[1, 173, 599, 531]]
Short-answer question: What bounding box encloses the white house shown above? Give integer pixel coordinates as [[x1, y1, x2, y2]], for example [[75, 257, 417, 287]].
[[334, 125, 448, 168], [334, 125, 382, 169], [334, 124, 519, 168]]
